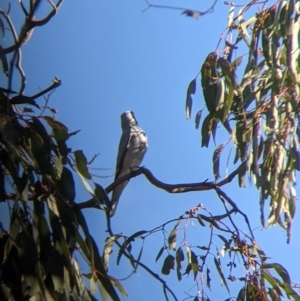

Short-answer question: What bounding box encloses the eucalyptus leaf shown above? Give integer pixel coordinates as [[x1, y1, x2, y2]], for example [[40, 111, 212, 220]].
[[11, 95, 40, 109], [155, 246, 165, 263], [161, 255, 175, 275], [0, 45, 8, 76], [168, 228, 177, 250], [74, 150, 91, 179], [214, 256, 230, 293]]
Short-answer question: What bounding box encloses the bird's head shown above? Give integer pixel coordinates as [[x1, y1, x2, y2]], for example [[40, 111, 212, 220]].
[[121, 111, 138, 128]]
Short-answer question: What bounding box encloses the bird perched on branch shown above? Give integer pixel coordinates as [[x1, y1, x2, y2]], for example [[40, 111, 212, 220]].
[[109, 111, 148, 217]]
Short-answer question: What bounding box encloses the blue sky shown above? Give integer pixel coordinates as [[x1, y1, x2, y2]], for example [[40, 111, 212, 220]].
[[2, 0, 300, 300]]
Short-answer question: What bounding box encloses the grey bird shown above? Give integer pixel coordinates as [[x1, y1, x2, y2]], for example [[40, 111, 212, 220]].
[[109, 111, 148, 217]]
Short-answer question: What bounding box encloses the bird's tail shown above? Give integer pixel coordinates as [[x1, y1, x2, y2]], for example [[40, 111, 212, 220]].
[[109, 181, 128, 217]]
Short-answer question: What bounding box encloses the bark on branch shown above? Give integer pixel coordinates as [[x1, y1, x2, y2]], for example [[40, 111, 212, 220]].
[[77, 161, 247, 210]]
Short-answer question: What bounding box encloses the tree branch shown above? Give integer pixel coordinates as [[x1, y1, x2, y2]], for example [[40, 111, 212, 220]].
[[77, 161, 247, 210], [31, 77, 62, 99], [143, 0, 218, 18]]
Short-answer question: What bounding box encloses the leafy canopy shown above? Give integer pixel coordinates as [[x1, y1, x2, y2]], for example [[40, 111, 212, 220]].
[[1, 1, 300, 301]]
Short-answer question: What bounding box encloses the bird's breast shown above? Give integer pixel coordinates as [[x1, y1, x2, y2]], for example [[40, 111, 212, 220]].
[[122, 130, 148, 169]]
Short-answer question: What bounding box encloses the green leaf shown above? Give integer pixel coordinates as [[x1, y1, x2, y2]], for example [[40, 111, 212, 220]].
[[201, 113, 213, 148], [91, 236, 121, 301], [74, 226, 91, 263], [73, 207, 94, 267], [47, 196, 72, 267], [268, 288, 282, 301], [30, 117, 52, 152], [117, 230, 147, 265], [237, 287, 246, 301], [103, 235, 120, 271], [26, 128, 53, 174], [0, 17, 4, 38], [195, 110, 202, 129], [69, 129, 81, 137], [197, 214, 206, 227], [214, 256, 230, 293], [201, 52, 218, 114], [278, 282, 300, 300], [111, 276, 128, 298], [173, 218, 183, 229], [89, 277, 97, 294], [206, 268, 211, 289], [232, 56, 243, 70], [261, 8, 276, 67], [217, 235, 231, 249], [186, 246, 191, 263], [246, 282, 257, 301], [262, 263, 291, 286], [22, 107, 34, 113], [252, 242, 267, 261], [35, 262, 47, 299], [16, 230, 38, 274], [0, 45, 8, 75], [33, 199, 51, 252], [55, 195, 77, 241], [98, 279, 110, 301], [190, 250, 199, 281], [0, 115, 19, 150], [186, 79, 196, 119], [176, 247, 184, 281], [134, 242, 144, 271], [43, 116, 69, 143], [94, 182, 110, 208], [155, 246, 165, 262], [218, 57, 236, 86], [10, 95, 40, 108], [74, 150, 92, 179], [72, 257, 92, 300], [168, 228, 177, 250], [0, 165, 6, 202], [188, 79, 196, 95], [185, 93, 193, 120], [220, 81, 234, 123], [261, 270, 278, 288], [58, 167, 76, 203], [213, 144, 224, 180], [161, 255, 175, 275], [214, 79, 225, 116], [184, 263, 192, 276]]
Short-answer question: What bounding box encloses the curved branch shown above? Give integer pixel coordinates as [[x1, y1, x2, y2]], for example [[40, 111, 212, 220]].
[[31, 77, 62, 99], [77, 161, 247, 210], [5, 161, 247, 212]]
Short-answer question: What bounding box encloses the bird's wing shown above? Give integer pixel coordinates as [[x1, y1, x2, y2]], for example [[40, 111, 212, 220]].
[[115, 128, 132, 179]]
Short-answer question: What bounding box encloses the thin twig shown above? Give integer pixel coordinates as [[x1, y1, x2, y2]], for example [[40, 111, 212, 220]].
[[105, 211, 178, 301], [143, 0, 218, 16], [214, 186, 255, 239]]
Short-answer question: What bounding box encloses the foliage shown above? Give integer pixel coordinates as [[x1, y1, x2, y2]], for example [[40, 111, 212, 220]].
[[0, 1, 120, 300], [186, 0, 300, 242], [1, 1, 300, 301]]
